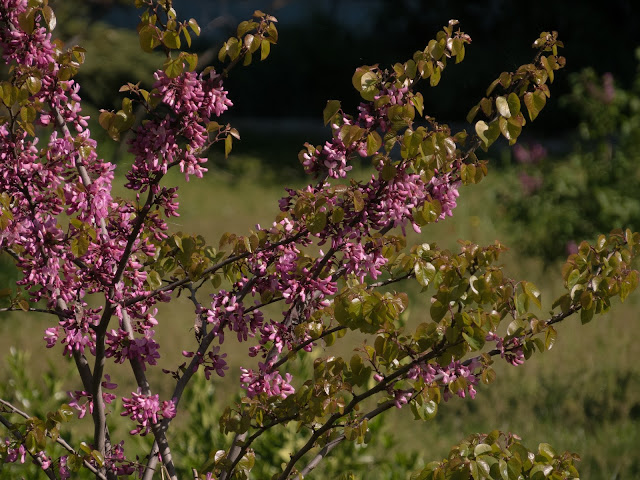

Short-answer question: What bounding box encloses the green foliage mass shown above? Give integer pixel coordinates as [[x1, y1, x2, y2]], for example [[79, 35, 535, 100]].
[[497, 50, 640, 261]]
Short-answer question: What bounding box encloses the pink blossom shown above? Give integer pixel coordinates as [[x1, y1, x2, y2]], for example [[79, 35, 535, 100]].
[[240, 363, 295, 399], [121, 390, 176, 436]]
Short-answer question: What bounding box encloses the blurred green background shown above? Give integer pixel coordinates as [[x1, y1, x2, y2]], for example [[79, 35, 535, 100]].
[[1, 0, 640, 478]]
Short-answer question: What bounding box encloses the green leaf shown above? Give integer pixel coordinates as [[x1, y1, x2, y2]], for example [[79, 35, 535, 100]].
[[188, 18, 201, 36], [580, 290, 593, 310], [182, 26, 192, 47], [236, 20, 254, 37], [266, 22, 278, 43], [218, 42, 227, 62], [470, 460, 480, 480], [462, 331, 484, 351], [523, 281, 542, 309], [486, 78, 500, 96], [360, 71, 379, 100], [423, 400, 437, 419], [20, 105, 36, 123], [381, 162, 397, 181], [366, 131, 382, 156], [429, 66, 441, 87], [71, 234, 90, 257], [25, 75, 42, 95], [580, 307, 594, 325], [507, 92, 521, 116], [540, 56, 554, 83], [412, 399, 438, 421], [496, 96, 511, 118], [538, 442, 556, 461], [421, 199, 442, 224], [544, 326, 557, 350], [225, 135, 233, 158], [566, 269, 581, 289], [460, 163, 477, 185], [323, 100, 341, 126], [530, 464, 553, 480], [474, 443, 493, 457], [430, 300, 447, 322], [466, 104, 480, 123], [352, 191, 365, 212], [515, 292, 529, 316], [17, 9, 35, 34], [139, 25, 160, 53], [481, 367, 496, 385], [260, 38, 270, 60], [411, 92, 424, 116], [475, 120, 489, 146], [331, 206, 345, 223], [476, 457, 491, 478], [162, 30, 181, 49], [17, 298, 29, 311], [42, 5, 56, 30], [163, 57, 184, 78], [183, 52, 198, 71], [307, 211, 327, 235], [507, 317, 526, 336], [524, 90, 546, 121], [147, 270, 162, 290], [414, 261, 436, 287], [507, 456, 522, 480]]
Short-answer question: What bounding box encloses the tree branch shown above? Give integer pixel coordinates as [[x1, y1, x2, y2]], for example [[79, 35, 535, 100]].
[[0, 306, 66, 316], [276, 298, 585, 479], [0, 399, 108, 480], [124, 231, 308, 308]]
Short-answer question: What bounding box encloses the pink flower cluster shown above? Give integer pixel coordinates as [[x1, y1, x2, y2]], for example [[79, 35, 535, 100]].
[[105, 328, 161, 370], [103, 441, 137, 477], [377, 359, 480, 408], [342, 242, 387, 283], [121, 390, 176, 436], [205, 289, 265, 345], [486, 332, 525, 366], [0, 0, 124, 359], [300, 133, 352, 179], [300, 84, 409, 179], [127, 69, 232, 190], [2, 439, 26, 464], [428, 172, 460, 222], [240, 362, 295, 399], [367, 166, 428, 234], [68, 375, 118, 418], [209, 77, 464, 399], [182, 346, 229, 379], [518, 172, 543, 196], [512, 142, 547, 164], [2, 439, 57, 476], [0, 0, 240, 443]]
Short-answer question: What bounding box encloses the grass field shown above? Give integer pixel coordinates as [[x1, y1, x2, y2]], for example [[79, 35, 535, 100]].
[[1, 135, 639, 479]]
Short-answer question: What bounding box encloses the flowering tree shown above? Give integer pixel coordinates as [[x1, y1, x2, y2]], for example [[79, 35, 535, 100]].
[[0, 1, 638, 479]]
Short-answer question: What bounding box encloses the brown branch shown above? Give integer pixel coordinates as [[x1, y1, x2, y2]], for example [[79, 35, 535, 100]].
[[0, 306, 66, 316], [124, 230, 308, 308], [0, 399, 108, 480]]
